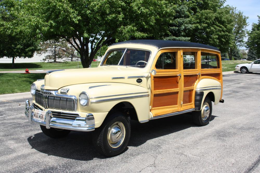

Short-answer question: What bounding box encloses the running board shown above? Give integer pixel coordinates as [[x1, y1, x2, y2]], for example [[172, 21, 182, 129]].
[[151, 108, 195, 120]]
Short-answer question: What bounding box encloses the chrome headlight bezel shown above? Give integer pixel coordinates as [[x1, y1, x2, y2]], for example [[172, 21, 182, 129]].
[[31, 83, 36, 95], [79, 92, 89, 106]]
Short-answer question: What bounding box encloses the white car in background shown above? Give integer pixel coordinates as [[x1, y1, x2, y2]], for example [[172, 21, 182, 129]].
[[235, 59, 260, 73]]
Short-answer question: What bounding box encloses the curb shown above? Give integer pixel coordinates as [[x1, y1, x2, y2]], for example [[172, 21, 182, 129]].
[[0, 92, 31, 101]]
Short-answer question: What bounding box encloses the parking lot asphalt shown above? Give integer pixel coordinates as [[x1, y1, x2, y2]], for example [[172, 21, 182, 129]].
[[1, 72, 260, 172]]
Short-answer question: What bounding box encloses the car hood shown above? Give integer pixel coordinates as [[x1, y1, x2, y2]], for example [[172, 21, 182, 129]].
[[237, 63, 251, 66], [43, 66, 149, 90]]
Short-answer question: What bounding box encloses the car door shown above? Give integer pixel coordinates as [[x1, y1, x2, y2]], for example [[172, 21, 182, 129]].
[[251, 60, 260, 73], [150, 49, 182, 117]]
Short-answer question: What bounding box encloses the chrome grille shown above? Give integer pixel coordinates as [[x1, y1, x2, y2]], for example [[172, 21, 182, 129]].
[[35, 90, 77, 111], [52, 111, 79, 120]]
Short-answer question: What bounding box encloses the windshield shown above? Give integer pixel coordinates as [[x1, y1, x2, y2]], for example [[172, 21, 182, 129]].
[[102, 49, 151, 68]]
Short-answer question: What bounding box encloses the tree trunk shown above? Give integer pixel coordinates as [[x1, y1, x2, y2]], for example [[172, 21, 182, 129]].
[[228, 49, 233, 60], [54, 45, 57, 62], [12, 57, 15, 68]]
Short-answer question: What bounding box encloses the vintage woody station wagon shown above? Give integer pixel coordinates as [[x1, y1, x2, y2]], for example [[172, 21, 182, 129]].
[[25, 40, 224, 156]]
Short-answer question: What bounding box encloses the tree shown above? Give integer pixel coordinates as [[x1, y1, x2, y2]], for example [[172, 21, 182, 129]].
[[23, 0, 175, 68], [228, 7, 248, 60], [38, 39, 78, 62], [0, 0, 39, 68], [164, 0, 234, 53], [247, 49, 257, 60], [247, 16, 260, 59], [189, 0, 233, 52]]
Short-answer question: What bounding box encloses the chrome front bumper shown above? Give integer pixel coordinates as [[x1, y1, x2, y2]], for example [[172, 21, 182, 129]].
[[25, 100, 95, 132]]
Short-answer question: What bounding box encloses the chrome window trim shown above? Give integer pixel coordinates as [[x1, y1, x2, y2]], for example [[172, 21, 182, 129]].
[[91, 94, 149, 103], [151, 108, 195, 120], [101, 48, 152, 68], [159, 47, 220, 53], [90, 92, 149, 99]]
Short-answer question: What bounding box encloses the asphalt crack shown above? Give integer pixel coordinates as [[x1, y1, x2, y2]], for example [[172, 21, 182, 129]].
[[245, 155, 260, 173]]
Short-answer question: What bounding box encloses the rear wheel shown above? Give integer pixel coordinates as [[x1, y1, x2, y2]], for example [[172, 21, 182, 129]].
[[193, 98, 212, 126], [240, 67, 248, 74], [92, 112, 131, 157], [40, 125, 71, 138]]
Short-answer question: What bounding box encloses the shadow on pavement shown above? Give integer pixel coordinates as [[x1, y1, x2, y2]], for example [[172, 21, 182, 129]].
[[27, 113, 217, 160]]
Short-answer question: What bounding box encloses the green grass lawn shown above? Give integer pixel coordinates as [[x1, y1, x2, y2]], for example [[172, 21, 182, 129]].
[[0, 73, 46, 94], [0, 60, 252, 94], [0, 61, 100, 71]]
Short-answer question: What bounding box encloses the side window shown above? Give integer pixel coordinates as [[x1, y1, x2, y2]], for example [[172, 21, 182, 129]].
[[183, 52, 196, 69], [156, 52, 176, 69], [254, 60, 260, 64], [201, 53, 219, 68]]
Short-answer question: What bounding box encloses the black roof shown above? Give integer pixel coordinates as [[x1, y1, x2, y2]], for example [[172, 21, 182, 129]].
[[112, 40, 219, 51]]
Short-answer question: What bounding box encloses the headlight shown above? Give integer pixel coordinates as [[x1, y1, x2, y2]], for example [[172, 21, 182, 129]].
[[31, 83, 36, 95], [79, 92, 89, 106]]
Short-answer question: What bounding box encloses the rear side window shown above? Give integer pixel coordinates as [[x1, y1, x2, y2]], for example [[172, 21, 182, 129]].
[[183, 52, 196, 69], [201, 53, 219, 69], [156, 52, 177, 69]]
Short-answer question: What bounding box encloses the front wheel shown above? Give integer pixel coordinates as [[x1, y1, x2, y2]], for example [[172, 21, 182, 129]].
[[240, 67, 248, 74], [92, 112, 131, 157], [40, 125, 71, 138], [193, 98, 212, 126]]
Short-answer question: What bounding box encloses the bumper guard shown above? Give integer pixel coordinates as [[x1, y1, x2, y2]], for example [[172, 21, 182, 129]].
[[25, 100, 95, 132]]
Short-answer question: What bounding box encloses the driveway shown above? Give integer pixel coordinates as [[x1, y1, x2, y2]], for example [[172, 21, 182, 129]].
[[0, 73, 260, 173]]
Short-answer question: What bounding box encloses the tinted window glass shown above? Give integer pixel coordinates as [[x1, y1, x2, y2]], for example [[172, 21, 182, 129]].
[[105, 49, 125, 65], [183, 52, 196, 69], [201, 53, 219, 68], [156, 52, 176, 69]]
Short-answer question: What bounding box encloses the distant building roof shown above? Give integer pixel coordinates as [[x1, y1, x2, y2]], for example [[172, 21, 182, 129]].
[[112, 40, 219, 51]]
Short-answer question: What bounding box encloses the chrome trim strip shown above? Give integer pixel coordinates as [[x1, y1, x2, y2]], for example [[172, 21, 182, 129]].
[[128, 76, 147, 79], [159, 47, 220, 53], [91, 94, 149, 103], [112, 77, 125, 79], [89, 85, 109, 89], [196, 86, 221, 91], [90, 92, 149, 99], [37, 79, 44, 81], [151, 109, 195, 120]]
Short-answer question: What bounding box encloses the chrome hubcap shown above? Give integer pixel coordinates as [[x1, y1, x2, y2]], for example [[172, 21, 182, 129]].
[[107, 122, 126, 148], [201, 103, 210, 121]]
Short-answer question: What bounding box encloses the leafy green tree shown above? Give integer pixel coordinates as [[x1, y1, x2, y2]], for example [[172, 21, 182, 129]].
[[247, 49, 257, 60], [165, 0, 234, 53], [23, 0, 175, 68], [0, 0, 39, 68], [228, 7, 248, 60], [247, 16, 260, 58], [38, 39, 78, 62], [189, 0, 233, 52]]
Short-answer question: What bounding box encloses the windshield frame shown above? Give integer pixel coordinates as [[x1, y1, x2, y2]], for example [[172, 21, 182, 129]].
[[100, 48, 152, 68]]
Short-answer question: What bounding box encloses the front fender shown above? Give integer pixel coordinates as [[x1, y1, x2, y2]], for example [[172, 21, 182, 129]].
[[67, 83, 150, 127]]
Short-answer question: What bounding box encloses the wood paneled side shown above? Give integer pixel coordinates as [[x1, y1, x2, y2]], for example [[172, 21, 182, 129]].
[[154, 76, 178, 90], [183, 90, 193, 104], [153, 92, 178, 107], [201, 73, 220, 80], [184, 75, 197, 87]]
